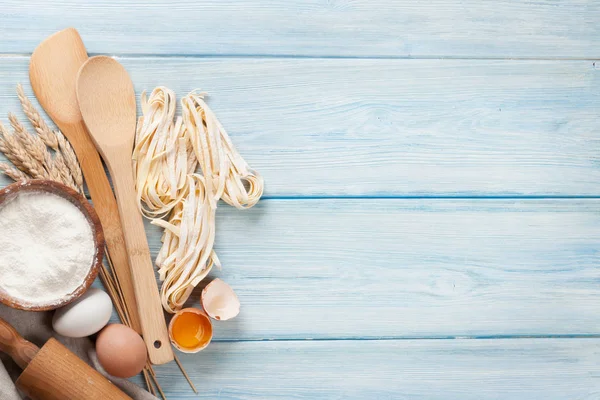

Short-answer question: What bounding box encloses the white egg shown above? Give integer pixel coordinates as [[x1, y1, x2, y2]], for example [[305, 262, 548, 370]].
[[52, 288, 113, 338]]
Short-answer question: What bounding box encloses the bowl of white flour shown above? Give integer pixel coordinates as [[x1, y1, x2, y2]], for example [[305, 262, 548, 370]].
[[0, 180, 104, 310]]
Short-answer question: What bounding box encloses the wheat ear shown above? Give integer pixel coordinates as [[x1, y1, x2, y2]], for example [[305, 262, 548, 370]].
[[8, 113, 67, 184], [16, 85, 83, 192], [55, 131, 83, 192], [8, 113, 53, 171], [0, 123, 26, 173], [16, 84, 59, 149], [0, 162, 28, 181], [0, 122, 47, 179], [52, 150, 79, 191]]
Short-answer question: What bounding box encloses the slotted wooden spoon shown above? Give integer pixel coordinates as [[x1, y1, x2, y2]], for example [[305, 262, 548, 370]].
[[29, 28, 142, 335], [76, 56, 173, 365]]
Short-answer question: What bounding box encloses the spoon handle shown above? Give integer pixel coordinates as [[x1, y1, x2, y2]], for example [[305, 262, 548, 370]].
[[60, 121, 142, 336], [106, 150, 174, 365], [0, 317, 39, 370]]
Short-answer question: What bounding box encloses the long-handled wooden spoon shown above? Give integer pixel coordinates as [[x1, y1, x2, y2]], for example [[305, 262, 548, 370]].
[[29, 28, 142, 335], [76, 55, 173, 365]]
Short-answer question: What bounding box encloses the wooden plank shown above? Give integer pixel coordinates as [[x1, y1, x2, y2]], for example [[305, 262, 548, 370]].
[[1, 1, 599, 58], [0, 57, 598, 197], [134, 199, 600, 340], [146, 339, 600, 399]]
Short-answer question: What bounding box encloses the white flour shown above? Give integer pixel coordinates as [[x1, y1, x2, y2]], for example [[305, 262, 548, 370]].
[[0, 191, 95, 305]]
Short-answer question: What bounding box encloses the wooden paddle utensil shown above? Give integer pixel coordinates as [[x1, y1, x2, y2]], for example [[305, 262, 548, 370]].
[[28, 28, 142, 335], [76, 56, 173, 365], [0, 317, 132, 400]]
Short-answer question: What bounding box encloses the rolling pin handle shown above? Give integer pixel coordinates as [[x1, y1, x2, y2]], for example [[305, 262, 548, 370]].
[[0, 317, 39, 369]]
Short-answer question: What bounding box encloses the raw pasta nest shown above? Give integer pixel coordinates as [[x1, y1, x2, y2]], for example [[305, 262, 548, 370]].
[[181, 91, 263, 210], [133, 87, 197, 219], [133, 87, 263, 313]]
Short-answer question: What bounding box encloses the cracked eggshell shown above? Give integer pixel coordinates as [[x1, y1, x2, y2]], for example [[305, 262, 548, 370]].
[[201, 278, 240, 321]]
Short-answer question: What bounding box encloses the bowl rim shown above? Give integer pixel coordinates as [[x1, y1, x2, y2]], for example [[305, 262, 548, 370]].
[[0, 179, 105, 311]]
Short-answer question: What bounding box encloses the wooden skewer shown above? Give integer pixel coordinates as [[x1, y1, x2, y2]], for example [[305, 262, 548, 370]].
[[142, 369, 155, 396], [174, 354, 198, 394], [99, 267, 128, 326], [147, 364, 167, 400], [104, 251, 131, 326], [99, 269, 124, 321]]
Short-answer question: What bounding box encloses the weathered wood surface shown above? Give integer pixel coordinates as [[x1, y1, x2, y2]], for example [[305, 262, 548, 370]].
[[1, 1, 599, 58], [136, 199, 600, 340], [0, 1, 598, 398], [141, 339, 600, 399], [0, 58, 598, 197]]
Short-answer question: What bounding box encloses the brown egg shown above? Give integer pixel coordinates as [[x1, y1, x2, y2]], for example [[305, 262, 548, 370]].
[[96, 324, 147, 378]]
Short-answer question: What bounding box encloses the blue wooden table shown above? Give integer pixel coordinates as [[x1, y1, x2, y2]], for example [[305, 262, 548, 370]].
[[1, 1, 600, 398]]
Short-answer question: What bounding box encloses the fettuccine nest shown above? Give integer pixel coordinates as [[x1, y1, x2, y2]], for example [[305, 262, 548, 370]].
[[133, 87, 263, 313]]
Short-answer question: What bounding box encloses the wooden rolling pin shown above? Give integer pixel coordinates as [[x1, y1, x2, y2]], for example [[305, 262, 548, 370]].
[[0, 317, 132, 400]]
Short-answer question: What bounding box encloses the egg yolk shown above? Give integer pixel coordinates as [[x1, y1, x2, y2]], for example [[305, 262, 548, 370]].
[[171, 312, 212, 350]]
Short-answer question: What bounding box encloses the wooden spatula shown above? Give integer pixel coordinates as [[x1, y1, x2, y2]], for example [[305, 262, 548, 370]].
[[29, 28, 142, 335], [76, 55, 173, 365], [0, 317, 132, 400]]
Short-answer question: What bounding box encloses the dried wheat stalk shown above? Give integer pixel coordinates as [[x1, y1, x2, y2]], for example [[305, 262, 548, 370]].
[[16, 84, 59, 149], [0, 122, 48, 179], [0, 126, 24, 171], [17, 84, 82, 190], [0, 86, 83, 193], [9, 113, 47, 166], [0, 162, 27, 181], [8, 113, 61, 182], [55, 130, 83, 191]]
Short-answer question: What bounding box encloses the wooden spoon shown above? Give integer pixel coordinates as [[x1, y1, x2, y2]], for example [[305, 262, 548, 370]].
[[76, 55, 173, 365], [29, 28, 142, 334]]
